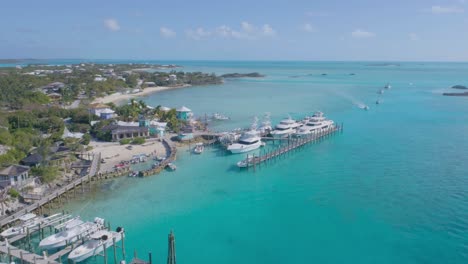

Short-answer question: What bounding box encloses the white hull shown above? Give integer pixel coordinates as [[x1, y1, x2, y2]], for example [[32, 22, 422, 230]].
[[228, 141, 262, 154], [40, 222, 101, 250], [270, 130, 294, 138], [68, 232, 124, 262]]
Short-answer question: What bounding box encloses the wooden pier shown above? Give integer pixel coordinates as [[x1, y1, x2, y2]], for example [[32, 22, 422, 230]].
[[240, 124, 343, 169], [0, 152, 101, 228]]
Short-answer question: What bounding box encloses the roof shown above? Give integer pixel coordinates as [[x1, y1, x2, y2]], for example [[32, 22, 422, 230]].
[[111, 126, 149, 134], [21, 153, 44, 165], [176, 106, 192, 112], [100, 109, 115, 114], [0, 165, 30, 177], [160, 106, 171, 111]]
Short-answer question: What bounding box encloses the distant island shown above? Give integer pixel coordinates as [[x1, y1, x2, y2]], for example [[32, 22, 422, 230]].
[[221, 72, 265, 78], [451, 85, 468, 90]]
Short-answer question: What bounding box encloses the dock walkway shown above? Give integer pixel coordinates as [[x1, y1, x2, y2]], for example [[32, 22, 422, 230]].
[[0, 153, 101, 228], [241, 125, 342, 169], [0, 242, 59, 264]]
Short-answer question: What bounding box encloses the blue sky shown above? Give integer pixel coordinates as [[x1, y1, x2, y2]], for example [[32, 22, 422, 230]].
[[1, 0, 467, 61]]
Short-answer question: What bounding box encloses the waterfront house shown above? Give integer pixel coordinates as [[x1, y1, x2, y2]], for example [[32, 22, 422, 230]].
[[176, 106, 193, 121], [169, 74, 177, 82], [0, 165, 31, 189], [100, 108, 116, 119], [144, 81, 156, 87], [89, 103, 116, 119]]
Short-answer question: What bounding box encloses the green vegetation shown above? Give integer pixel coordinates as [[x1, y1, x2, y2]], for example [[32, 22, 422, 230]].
[[119, 138, 131, 145], [32, 166, 59, 183], [8, 188, 19, 198], [131, 137, 145, 145]]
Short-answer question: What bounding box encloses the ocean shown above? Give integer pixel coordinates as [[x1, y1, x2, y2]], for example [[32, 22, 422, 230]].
[[5, 60, 468, 263]]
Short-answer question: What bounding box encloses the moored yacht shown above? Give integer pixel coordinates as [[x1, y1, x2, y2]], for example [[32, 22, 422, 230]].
[[293, 112, 334, 137], [270, 116, 302, 138], [68, 227, 125, 262], [227, 117, 264, 154]]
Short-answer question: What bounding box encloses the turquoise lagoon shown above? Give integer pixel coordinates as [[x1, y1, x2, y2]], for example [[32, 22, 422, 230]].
[[53, 61, 468, 263]]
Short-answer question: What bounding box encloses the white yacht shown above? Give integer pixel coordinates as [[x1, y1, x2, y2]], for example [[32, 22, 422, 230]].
[[227, 117, 264, 154], [227, 130, 263, 154], [270, 116, 302, 138], [39, 217, 105, 250], [68, 228, 125, 262], [193, 143, 204, 154], [294, 112, 334, 137]]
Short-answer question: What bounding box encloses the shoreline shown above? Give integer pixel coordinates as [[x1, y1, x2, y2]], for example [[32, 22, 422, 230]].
[[92, 84, 192, 105]]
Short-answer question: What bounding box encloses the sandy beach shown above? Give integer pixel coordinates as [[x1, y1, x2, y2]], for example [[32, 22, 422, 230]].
[[93, 84, 191, 105], [90, 138, 168, 173]]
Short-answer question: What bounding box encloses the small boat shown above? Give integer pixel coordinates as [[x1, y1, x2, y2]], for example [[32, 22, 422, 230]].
[[384, 83, 391, 89], [1, 213, 40, 238], [128, 171, 139, 177], [237, 155, 254, 168], [166, 163, 177, 171], [212, 113, 230, 121], [193, 143, 204, 154], [357, 104, 370, 111], [54, 217, 83, 231], [378, 89, 384, 94], [68, 227, 125, 262], [376, 99, 382, 104], [39, 218, 105, 250], [156, 156, 165, 161]]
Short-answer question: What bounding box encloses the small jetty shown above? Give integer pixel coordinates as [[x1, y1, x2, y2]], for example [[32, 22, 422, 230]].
[[238, 124, 343, 169]]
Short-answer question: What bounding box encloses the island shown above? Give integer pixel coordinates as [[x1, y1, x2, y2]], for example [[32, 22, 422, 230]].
[[221, 72, 265, 78], [451, 85, 468, 90], [443, 92, 468, 96]]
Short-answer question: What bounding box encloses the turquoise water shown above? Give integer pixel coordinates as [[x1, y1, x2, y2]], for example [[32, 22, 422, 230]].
[[44, 61, 468, 263]]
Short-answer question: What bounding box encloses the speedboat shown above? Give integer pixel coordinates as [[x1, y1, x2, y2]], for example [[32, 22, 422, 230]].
[[357, 104, 369, 111], [39, 217, 105, 250], [376, 99, 382, 104], [270, 116, 302, 138], [237, 155, 255, 168], [1, 213, 41, 238], [54, 217, 84, 231], [193, 143, 204, 154], [166, 163, 177, 171], [68, 227, 125, 262], [293, 112, 334, 137], [212, 113, 230, 121], [227, 130, 263, 154], [384, 83, 391, 89], [378, 89, 384, 94]]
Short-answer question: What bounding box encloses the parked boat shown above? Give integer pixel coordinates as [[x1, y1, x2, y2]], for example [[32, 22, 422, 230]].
[[39, 217, 105, 250], [1, 213, 40, 238], [152, 162, 160, 169], [270, 116, 302, 138], [68, 227, 125, 262], [237, 155, 255, 168], [376, 99, 382, 104], [166, 163, 177, 171], [378, 89, 384, 94], [384, 83, 391, 89], [293, 112, 334, 137], [128, 171, 139, 177], [193, 143, 204, 154], [54, 217, 83, 231], [212, 113, 230, 120]]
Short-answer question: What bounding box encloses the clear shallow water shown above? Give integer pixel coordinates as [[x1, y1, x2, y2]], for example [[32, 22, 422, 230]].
[[47, 61, 468, 263]]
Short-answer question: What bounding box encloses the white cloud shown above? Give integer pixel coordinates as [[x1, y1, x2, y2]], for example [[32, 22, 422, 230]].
[[429, 5, 464, 14], [351, 29, 375, 38], [262, 24, 276, 36], [103, 19, 120, 32], [186, 27, 211, 40], [160, 27, 176, 38], [302, 23, 317, 33], [241, 21, 255, 33], [409, 33, 420, 41]]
